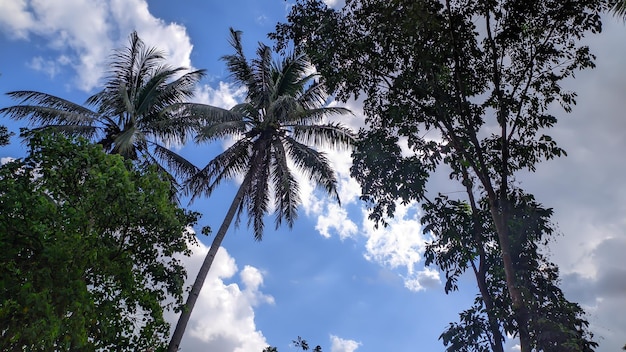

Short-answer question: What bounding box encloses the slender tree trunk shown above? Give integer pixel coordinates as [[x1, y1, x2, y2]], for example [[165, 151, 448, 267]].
[[489, 204, 531, 352], [472, 253, 505, 352], [481, 3, 532, 348], [167, 180, 250, 352]]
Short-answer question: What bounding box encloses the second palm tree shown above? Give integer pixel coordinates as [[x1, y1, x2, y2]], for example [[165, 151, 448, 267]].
[[167, 29, 355, 351]]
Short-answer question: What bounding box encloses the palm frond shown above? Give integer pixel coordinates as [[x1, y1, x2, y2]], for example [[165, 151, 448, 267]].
[[120, 82, 136, 117], [107, 31, 165, 96], [247, 147, 272, 240], [223, 28, 253, 86], [190, 104, 246, 142], [186, 139, 252, 200], [250, 43, 273, 109], [146, 103, 205, 144], [268, 95, 302, 123], [26, 124, 101, 139], [231, 102, 259, 120], [112, 125, 141, 159], [151, 142, 200, 180], [196, 121, 247, 142], [186, 104, 243, 124], [613, 0, 626, 18], [139, 152, 182, 203], [284, 104, 351, 125], [284, 135, 340, 204], [289, 122, 355, 149], [270, 138, 300, 229], [139, 67, 204, 115], [271, 51, 310, 99], [156, 69, 206, 104], [135, 68, 183, 116], [297, 80, 332, 110], [1, 91, 99, 126]]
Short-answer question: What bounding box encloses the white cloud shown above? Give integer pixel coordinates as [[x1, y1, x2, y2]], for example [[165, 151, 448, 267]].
[[329, 335, 361, 352], [108, 0, 194, 69], [194, 81, 246, 108], [0, 0, 194, 91], [167, 240, 273, 352], [27, 56, 70, 78], [0, 0, 35, 39], [298, 98, 363, 224], [323, 0, 346, 10], [362, 201, 440, 291], [1, 157, 15, 165], [403, 267, 441, 292], [299, 143, 360, 241], [293, 98, 441, 291], [315, 202, 358, 240]]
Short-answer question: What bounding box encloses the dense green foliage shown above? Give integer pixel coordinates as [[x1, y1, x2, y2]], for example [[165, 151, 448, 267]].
[[274, 0, 605, 350], [0, 133, 198, 351], [0, 32, 205, 188], [0, 125, 11, 146], [168, 28, 354, 351]]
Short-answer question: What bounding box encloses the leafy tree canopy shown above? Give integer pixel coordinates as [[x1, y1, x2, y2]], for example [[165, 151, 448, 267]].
[[274, 0, 606, 351], [0, 132, 199, 351]]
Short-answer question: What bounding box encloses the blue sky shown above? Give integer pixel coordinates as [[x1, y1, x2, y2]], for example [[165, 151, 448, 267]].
[[1, 1, 625, 351]]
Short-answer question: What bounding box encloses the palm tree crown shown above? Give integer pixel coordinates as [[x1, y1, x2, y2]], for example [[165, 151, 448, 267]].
[[0, 31, 205, 183], [167, 28, 354, 351], [187, 28, 354, 239]]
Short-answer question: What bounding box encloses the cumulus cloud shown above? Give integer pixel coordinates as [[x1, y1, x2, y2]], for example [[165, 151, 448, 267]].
[[315, 202, 358, 240], [361, 201, 440, 291], [558, 237, 626, 351], [329, 335, 361, 352], [0, 0, 35, 39], [166, 241, 273, 352], [27, 56, 71, 78], [0, 0, 194, 91], [291, 97, 441, 291], [194, 81, 246, 108]]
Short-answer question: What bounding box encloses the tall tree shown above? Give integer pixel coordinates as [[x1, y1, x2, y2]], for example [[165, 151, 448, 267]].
[[0, 31, 205, 188], [167, 28, 354, 351], [0, 132, 198, 351], [424, 190, 596, 351], [274, 0, 605, 351]]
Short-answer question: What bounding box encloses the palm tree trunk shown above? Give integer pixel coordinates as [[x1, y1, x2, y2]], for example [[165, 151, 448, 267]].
[[167, 178, 250, 352]]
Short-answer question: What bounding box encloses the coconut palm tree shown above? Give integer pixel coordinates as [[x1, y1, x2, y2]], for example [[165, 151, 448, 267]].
[[0, 31, 205, 186], [167, 28, 354, 351]]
